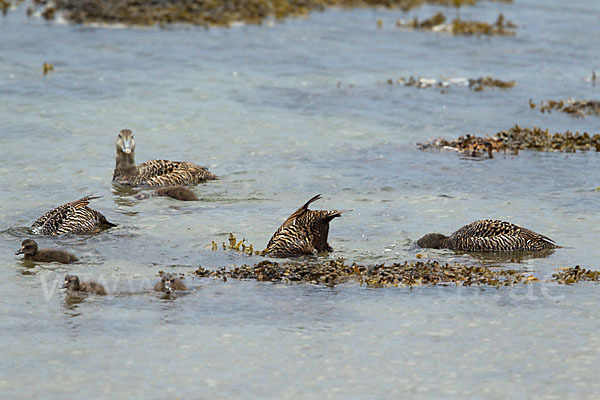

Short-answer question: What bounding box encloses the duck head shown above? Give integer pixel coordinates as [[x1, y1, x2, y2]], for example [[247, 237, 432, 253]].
[[116, 129, 135, 155], [63, 275, 81, 290], [16, 239, 38, 255]]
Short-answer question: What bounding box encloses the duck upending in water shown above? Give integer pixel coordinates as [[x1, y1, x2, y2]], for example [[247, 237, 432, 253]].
[[15, 239, 78, 264], [31, 195, 116, 236], [264, 194, 350, 256], [113, 129, 217, 187], [63, 275, 107, 295], [154, 273, 188, 293], [417, 219, 559, 252]]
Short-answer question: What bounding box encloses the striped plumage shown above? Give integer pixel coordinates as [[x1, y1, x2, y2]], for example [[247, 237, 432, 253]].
[[32, 196, 116, 236], [265, 194, 348, 256], [417, 219, 558, 252], [113, 129, 217, 187]]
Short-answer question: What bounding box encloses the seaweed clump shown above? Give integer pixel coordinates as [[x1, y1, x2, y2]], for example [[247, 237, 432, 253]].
[[28, 0, 510, 26], [468, 76, 515, 91], [529, 99, 600, 118], [397, 12, 516, 36], [194, 258, 532, 287], [417, 125, 600, 158], [552, 266, 600, 285], [211, 233, 261, 256]]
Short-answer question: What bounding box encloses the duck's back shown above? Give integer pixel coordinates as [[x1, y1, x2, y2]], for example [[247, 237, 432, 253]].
[[134, 160, 216, 186], [32, 196, 113, 236], [34, 249, 78, 264], [450, 219, 556, 251]]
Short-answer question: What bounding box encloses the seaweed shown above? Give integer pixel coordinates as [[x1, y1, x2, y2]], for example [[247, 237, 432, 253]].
[[27, 0, 512, 27], [468, 76, 515, 91], [194, 258, 534, 287], [552, 266, 600, 285], [397, 12, 516, 36], [417, 125, 600, 158], [530, 99, 600, 118]]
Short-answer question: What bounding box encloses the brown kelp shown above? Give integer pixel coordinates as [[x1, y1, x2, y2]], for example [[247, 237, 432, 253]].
[[417, 125, 600, 158]]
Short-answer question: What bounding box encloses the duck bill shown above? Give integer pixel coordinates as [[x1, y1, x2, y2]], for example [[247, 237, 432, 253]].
[[121, 139, 132, 154], [15, 248, 24, 255]]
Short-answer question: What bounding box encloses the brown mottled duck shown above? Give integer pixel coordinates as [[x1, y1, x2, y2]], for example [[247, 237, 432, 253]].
[[417, 219, 559, 252], [63, 275, 107, 295], [16, 239, 78, 264], [32, 195, 115, 236], [135, 186, 198, 201], [113, 129, 217, 187], [264, 194, 350, 256], [154, 273, 188, 293]]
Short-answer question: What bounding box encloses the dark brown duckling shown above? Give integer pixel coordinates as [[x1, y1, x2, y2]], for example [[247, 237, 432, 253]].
[[135, 186, 198, 201], [15, 239, 78, 264], [63, 275, 107, 295], [417, 219, 559, 252], [113, 129, 217, 187], [264, 194, 351, 256], [31, 195, 116, 236], [154, 273, 188, 293]]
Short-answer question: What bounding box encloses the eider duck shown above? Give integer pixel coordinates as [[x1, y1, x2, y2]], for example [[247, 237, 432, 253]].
[[32, 195, 115, 236], [16, 239, 78, 264], [135, 186, 198, 201], [113, 129, 217, 187], [154, 273, 188, 293], [417, 219, 559, 252], [63, 275, 107, 295], [264, 194, 350, 256]]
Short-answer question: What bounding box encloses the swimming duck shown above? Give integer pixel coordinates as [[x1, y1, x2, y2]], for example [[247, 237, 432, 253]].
[[154, 273, 188, 293], [63, 275, 107, 295], [113, 129, 217, 187], [417, 219, 559, 251], [15, 239, 78, 264], [31, 195, 116, 236], [264, 194, 350, 256], [135, 186, 199, 201]]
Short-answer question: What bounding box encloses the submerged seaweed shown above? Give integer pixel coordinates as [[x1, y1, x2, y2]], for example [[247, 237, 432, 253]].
[[417, 125, 600, 158]]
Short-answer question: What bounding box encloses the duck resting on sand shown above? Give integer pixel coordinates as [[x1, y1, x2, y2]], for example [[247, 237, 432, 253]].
[[113, 129, 217, 187], [264, 194, 350, 256], [417, 219, 559, 252], [16, 239, 78, 264], [32, 195, 115, 236]]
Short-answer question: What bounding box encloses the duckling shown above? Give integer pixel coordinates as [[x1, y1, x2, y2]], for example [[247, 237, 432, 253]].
[[31, 195, 116, 236], [15, 239, 78, 264], [417, 219, 559, 252], [63, 275, 107, 295], [264, 194, 350, 256], [135, 186, 198, 201], [113, 129, 217, 187], [154, 273, 188, 293]]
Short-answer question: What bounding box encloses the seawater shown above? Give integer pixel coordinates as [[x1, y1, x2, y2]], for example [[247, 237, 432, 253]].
[[1, 1, 600, 398]]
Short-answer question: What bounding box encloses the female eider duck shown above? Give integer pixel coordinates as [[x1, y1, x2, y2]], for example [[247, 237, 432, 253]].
[[32, 195, 115, 236], [16, 239, 78, 264], [264, 194, 350, 256], [417, 219, 559, 252], [63, 275, 107, 295], [113, 129, 217, 187], [154, 273, 188, 293]]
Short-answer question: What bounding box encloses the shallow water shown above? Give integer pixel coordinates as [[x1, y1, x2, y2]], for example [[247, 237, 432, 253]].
[[1, 0, 600, 398]]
